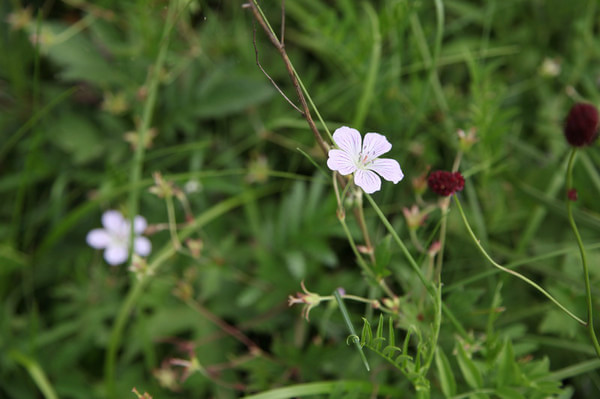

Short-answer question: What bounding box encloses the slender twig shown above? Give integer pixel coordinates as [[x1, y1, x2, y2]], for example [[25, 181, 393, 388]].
[[185, 297, 261, 354], [247, 0, 329, 155], [252, 21, 302, 114], [280, 0, 286, 45]]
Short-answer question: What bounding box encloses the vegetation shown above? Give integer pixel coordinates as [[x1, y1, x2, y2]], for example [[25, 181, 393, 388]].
[[2, 0, 600, 398]]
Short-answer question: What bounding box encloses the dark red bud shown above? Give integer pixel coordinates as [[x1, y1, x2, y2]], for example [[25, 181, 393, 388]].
[[564, 103, 599, 147], [427, 170, 465, 196], [567, 188, 578, 202]]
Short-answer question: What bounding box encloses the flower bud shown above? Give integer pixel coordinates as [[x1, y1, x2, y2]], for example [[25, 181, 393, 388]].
[[427, 170, 465, 196], [564, 103, 599, 147]]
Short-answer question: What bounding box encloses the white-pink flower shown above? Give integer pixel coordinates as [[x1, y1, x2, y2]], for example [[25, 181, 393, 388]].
[[86, 210, 152, 266], [326, 126, 404, 194]]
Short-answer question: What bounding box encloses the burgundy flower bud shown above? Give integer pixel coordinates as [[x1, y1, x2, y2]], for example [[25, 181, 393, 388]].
[[564, 103, 599, 147], [428, 170, 465, 196], [567, 188, 578, 202]]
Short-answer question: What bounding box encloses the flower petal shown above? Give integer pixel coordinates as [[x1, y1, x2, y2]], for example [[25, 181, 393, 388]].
[[102, 210, 127, 234], [134, 236, 152, 256], [368, 158, 404, 183], [327, 149, 357, 175], [354, 169, 382, 194], [332, 126, 362, 156], [86, 229, 111, 249], [104, 245, 128, 265], [133, 215, 147, 234], [362, 133, 392, 160]]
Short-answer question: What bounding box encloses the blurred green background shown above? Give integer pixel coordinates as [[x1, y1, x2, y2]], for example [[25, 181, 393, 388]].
[[2, 0, 600, 398]]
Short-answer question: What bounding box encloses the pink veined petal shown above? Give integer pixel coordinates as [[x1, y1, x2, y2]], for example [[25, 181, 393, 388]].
[[102, 210, 126, 234], [134, 236, 152, 257], [332, 126, 362, 157], [133, 215, 147, 234], [354, 169, 382, 194], [86, 229, 111, 249], [104, 245, 129, 266], [327, 149, 358, 175], [368, 158, 404, 184], [362, 133, 392, 161]]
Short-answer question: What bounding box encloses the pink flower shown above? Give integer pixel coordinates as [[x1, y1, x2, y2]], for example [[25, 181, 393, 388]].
[[86, 210, 152, 265], [326, 126, 404, 194]]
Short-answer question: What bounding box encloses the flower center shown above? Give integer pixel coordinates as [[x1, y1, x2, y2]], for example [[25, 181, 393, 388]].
[[357, 151, 375, 169]]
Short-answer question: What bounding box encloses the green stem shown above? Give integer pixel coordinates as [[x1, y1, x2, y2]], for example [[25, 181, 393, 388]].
[[127, 2, 177, 256], [565, 148, 600, 358], [334, 290, 370, 371], [165, 193, 182, 251], [10, 351, 59, 399], [365, 194, 436, 298], [453, 194, 586, 325]]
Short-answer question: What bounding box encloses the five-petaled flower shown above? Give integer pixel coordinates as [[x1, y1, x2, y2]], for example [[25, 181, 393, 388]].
[[86, 210, 152, 265], [427, 170, 465, 197], [327, 126, 404, 194]]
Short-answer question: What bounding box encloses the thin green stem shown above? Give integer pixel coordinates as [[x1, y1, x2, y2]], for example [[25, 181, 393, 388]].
[[127, 2, 178, 257], [565, 148, 600, 358], [165, 194, 182, 251], [356, 192, 375, 263], [365, 194, 436, 298], [334, 290, 370, 371], [453, 194, 586, 325], [10, 351, 59, 399], [337, 206, 394, 298]]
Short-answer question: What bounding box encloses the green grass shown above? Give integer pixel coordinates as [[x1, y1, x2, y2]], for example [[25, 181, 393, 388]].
[[2, 0, 600, 398]]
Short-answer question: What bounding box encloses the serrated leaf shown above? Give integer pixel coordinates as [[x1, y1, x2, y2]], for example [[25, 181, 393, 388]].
[[435, 348, 457, 398], [456, 343, 483, 389]]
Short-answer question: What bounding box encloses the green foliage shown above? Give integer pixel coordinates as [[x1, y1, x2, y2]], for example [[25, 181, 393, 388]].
[[3, 0, 600, 398]]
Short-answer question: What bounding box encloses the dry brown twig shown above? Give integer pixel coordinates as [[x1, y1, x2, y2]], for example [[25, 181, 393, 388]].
[[244, 0, 330, 156]]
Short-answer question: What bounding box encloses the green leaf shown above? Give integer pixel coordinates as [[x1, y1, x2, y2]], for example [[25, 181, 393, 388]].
[[361, 317, 373, 347], [375, 314, 384, 351], [495, 386, 525, 399], [195, 67, 274, 118], [32, 22, 127, 86], [435, 348, 456, 398], [373, 235, 392, 277], [496, 339, 520, 388], [456, 343, 483, 389], [50, 114, 105, 164]]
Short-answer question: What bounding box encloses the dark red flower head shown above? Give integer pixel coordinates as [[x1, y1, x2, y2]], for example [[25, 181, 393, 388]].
[[428, 170, 465, 196], [564, 103, 599, 147]]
